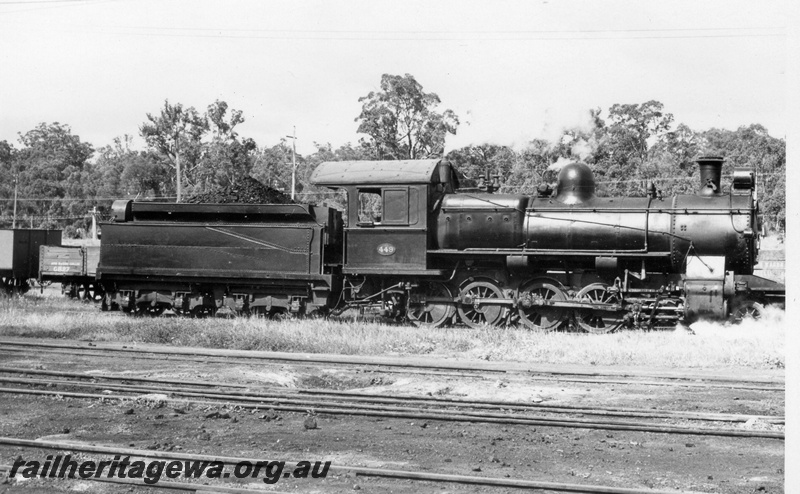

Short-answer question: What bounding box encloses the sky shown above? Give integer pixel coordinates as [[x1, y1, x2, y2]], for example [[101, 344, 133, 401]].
[[0, 0, 792, 156]]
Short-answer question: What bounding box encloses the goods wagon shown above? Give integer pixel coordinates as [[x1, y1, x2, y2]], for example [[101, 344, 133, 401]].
[[0, 229, 61, 295], [39, 245, 103, 300]]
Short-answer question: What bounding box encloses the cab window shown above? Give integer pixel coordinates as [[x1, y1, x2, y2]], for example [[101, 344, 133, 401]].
[[357, 190, 382, 224]]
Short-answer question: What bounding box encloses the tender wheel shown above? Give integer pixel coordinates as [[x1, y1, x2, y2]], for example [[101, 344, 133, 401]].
[[270, 308, 291, 321], [575, 283, 624, 334], [730, 300, 765, 324], [76, 283, 104, 302], [90, 283, 104, 302], [457, 280, 506, 328], [517, 279, 568, 332], [250, 306, 269, 318], [407, 281, 455, 328], [190, 306, 217, 318], [135, 304, 166, 317], [5, 279, 30, 296]]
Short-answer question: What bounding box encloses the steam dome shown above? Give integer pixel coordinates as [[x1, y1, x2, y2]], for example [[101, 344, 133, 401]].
[[554, 163, 596, 204]]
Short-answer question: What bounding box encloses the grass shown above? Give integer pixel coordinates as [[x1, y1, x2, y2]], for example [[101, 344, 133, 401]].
[[0, 290, 785, 370]]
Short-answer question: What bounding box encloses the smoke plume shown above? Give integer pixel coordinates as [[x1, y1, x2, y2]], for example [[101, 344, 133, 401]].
[[443, 105, 598, 155]]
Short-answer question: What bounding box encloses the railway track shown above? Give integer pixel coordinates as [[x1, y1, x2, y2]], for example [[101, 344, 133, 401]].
[[0, 338, 784, 492], [0, 370, 784, 439], [0, 366, 784, 424], [0, 337, 785, 391], [0, 348, 482, 379], [0, 436, 711, 493]]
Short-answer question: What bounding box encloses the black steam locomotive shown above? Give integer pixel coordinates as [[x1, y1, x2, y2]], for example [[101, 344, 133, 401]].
[[97, 157, 783, 331]]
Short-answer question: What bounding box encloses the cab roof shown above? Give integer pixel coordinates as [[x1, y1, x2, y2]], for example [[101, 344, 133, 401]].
[[310, 159, 443, 186]]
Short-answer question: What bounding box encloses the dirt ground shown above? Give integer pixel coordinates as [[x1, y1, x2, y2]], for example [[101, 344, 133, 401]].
[[0, 346, 784, 493]]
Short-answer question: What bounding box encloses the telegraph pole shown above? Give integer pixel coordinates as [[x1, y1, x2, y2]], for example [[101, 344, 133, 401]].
[[88, 205, 98, 240], [286, 127, 297, 200], [12, 174, 18, 229], [175, 136, 182, 203]]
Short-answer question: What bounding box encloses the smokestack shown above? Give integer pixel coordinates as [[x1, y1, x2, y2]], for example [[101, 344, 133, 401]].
[[696, 156, 724, 196]]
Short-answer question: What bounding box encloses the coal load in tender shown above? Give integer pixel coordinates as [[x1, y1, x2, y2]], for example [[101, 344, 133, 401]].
[[184, 177, 296, 204]]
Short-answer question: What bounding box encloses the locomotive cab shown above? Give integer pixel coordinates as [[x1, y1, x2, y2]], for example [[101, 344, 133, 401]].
[[310, 159, 457, 276]]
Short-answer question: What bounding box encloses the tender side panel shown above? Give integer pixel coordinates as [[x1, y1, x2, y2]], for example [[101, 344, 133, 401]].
[[99, 223, 323, 280]]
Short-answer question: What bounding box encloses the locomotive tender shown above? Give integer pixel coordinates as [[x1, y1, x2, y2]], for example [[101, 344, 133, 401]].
[[97, 156, 782, 331]]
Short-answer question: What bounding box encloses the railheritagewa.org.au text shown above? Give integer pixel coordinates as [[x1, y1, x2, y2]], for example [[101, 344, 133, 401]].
[[9, 454, 331, 484]]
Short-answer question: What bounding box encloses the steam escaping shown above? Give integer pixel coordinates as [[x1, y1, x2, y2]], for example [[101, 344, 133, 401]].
[[547, 156, 574, 171], [543, 135, 599, 172], [666, 305, 785, 369], [570, 138, 595, 161], [443, 105, 598, 155], [690, 304, 785, 335]]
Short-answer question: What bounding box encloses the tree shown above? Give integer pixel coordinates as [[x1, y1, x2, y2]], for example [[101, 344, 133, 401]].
[[445, 144, 517, 189], [250, 140, 298, 195], [510, 139, 566, 192], [593, 101, 674, 196], [356, 74, 459, 160], [82, 136, 132, 200], [140, 100, 208, 202], [698, 124, 785, 232], [118, 152, 173, 198], [9, 123, 94, 232], [604, 101, 673, 165], [84, 135, 171, 201], [308, 141, 376, 163], [194, 100, 257, 191], [0, 140, 12, 167], [207, 99, 244, 140], [0, 140, 16, 226]]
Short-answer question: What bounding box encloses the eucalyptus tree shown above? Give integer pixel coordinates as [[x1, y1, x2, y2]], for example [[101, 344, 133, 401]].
[[356, 74, 459, 160], [140, 100, 208, 202]]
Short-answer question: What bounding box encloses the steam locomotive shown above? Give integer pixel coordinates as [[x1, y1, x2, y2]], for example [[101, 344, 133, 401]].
[[96, 157, 783, 331]]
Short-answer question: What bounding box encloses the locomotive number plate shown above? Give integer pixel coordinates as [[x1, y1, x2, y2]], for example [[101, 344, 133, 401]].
[[377, 243, 396, 256]]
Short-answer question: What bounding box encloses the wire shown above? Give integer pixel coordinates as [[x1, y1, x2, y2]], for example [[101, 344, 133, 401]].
[[3, 22, 784, 41], [0, 0, 95, 4], [111, 26, 786, 35], [0, 215, 88, 221], [0, 196, 176, 202], [0, 0, 114, 14], [52, 30, 786, 42]]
